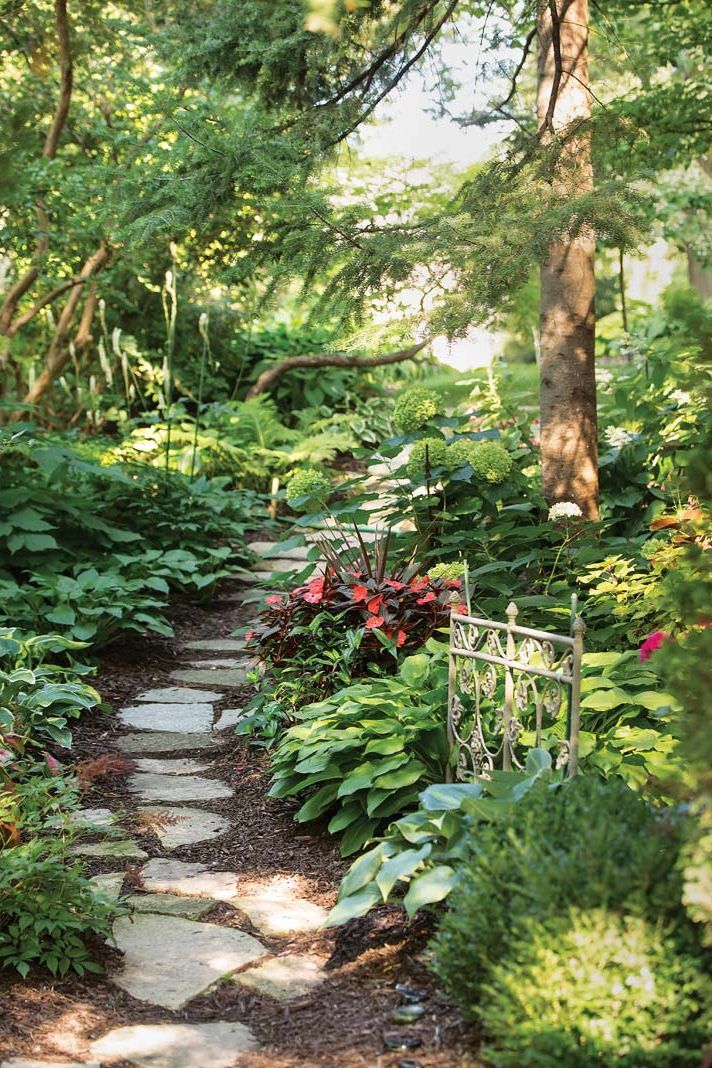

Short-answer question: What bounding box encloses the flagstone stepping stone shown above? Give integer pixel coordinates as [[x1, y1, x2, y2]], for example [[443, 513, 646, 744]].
[[248, 540, 312, 561], [109, 913, 266, 1009], [132, 757, 210, 775], [231, 894, 328, 936], [184, 637, 246, 653], [65, 807, 121, 835], [2, 1060, 101, 1068], [137, 686, 222, 703], [129, 772, 232, 803], [139, 858, 240, 900], [169, 667, 247, 688], [126, 893, 215, 919], [233, 954, 326, 1000], [213, 708, 245, 733], [117, 732, 216, 754], [230, 570, 273, 584], [89, 872, 126, 900], [136, 805, 230, 848], [118, 703, 214, 734], [72, 839, 147, 861], [186, 657, 245, 669], [91, 1021, 258, 1068]]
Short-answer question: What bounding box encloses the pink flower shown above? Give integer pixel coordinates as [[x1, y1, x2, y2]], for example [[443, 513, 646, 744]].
[[417, 591, 436, 605], [639, 631, 668, 662], [365, 615, 385, 629], [397, 629, 407, 647], [384, 579, 406, 590], [265, 594, 282, 608], [351, 584, 369, 603]]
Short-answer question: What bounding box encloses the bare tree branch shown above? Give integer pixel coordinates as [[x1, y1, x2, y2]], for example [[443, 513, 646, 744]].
[[245, 341, 429, 398]]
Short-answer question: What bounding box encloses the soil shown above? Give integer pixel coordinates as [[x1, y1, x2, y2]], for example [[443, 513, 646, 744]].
[[0, 584, 479, 1068]]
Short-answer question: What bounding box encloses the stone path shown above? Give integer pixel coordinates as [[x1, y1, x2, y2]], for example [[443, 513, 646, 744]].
[[5, 546, 332, 1068]]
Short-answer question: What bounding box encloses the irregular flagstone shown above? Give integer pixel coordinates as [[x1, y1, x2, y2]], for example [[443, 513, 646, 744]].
[[126, 893, 216, 919], [183, 637, 246, 653], [129, 773, 232, 803], [169, 667, 247, 688], [89, 872, 126, 900], [2, 1060, 101, 1068], [132, 757, 210, 775], [91, 1021, 258, 1068], [136, 805, 230, 849], [213, 708, 246, 733], [136, 686, 222, 703], [186, 657, 245, 669], [71, 839, 147, 861], [117, 731, 216, 754], [67, 807, 121, 834], [139, 858, 240, 900], [231, 894, 327, 936], [229, 570, 273, 585], [247, 540, 312, 561], [118, 703, 214, 734], [109, 913, 266, 1009], [233, 954, 327, 1000]]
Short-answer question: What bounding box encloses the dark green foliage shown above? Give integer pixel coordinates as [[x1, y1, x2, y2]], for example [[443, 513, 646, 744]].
[[431, 777, 710, 1065]]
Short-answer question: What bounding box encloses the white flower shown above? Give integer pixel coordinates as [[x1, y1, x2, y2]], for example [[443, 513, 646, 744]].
[[604, 426, 639, 449], [669, 389, 691, 406], [548, 501, 583, 521], [596, 368, 613, 385]]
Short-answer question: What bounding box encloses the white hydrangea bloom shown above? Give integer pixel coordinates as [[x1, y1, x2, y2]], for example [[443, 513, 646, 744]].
[[548, 501, 583, 521], [604, 426, 639, 449]]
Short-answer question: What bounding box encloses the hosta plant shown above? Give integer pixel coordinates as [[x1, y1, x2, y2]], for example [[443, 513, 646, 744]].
[[268, 650, 451, 855]]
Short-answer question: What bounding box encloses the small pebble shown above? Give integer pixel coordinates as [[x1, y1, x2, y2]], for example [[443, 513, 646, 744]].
[[399, 1061, 422, 1068], [383, 1033, 423, 1051], [390, 1004, 426, 1024], [395, 982, 428, 1003]]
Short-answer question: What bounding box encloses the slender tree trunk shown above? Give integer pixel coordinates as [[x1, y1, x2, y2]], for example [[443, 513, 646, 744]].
[[537, 0, 599, 519]]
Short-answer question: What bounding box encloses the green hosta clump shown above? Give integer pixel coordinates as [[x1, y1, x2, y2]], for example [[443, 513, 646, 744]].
[[428, 561, 466, 582], [468, 440, 513, 483], [393, 387, 443, 433], [286, 468, 332, 510]]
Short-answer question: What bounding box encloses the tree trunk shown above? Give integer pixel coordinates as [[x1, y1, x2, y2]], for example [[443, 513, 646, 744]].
[[245, 341, 429, 398], [537, 0, 599, 519]]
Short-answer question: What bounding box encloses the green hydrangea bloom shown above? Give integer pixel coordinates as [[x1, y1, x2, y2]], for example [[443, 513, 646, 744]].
[[393, 387, 443, 433], [467, 440, 513, 483], [286, 468, 332, 510], [406, 437, 451, 478], [429, 561, 466, 582], [447, 440, 471, 467]]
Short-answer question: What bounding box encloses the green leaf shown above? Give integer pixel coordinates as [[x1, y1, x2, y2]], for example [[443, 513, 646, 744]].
[[403, 865, 457, 915], [373, 761, 426, 791], [325, 882, 383, 927], [295, 783, 339, 822], [375, 844, 432, 899], [338, 843, 384, 899], [419, 782, 484, 811]]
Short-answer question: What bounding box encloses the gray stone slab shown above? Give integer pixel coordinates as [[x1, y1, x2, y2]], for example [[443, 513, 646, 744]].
[[231, 895, 327, 936], [233, 954, 326, 1000], [126, 893, 215, 919], [66, 807, 122, 835], [117, 732, 216, 754], [2, 1060, 101, 1068], [183, 637, 246, 653], [247, 540, 312, 561], [91, 1022, 258, 1068], [169, 668, 247, 688], [71, 839, 148, 861], [139, 858, 240, 900], [186, 657, 245, 669], [137, 686, 222, 703], [118, 703, 214, 734], [109, 913, 266, 1009], [213, 708, 246, 733], [129, 773, 232, 803], [136, 806, 230, 849], [132, 757, 210, 775], [89, 872, 126, 900], [229, 570, 273, 584]]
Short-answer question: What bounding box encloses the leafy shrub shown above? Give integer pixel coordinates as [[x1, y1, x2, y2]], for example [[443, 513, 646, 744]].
[[478, 908, 712, 1068], [430, 776, 710, 1067], [285, 468, 333, 510], [393, 386, 443, 433], [268, 651, 450, 854]]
